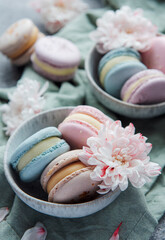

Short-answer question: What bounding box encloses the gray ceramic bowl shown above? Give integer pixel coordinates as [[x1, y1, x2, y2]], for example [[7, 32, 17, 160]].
[[4, 107, 121, 218], [85, 46, 165, 119]]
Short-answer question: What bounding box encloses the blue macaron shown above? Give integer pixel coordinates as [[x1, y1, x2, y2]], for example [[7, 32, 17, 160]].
[[10, 127, 70, 182], [98, 47, 147, 98]]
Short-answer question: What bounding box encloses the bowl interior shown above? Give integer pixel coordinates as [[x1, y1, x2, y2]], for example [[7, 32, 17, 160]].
[[4, 107, 121, 218], [85, 47, 165, 118]]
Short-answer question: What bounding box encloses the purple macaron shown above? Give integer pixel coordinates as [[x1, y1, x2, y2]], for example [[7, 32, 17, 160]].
[[31, 36, 81, 82], [121, 69, 165, 104]]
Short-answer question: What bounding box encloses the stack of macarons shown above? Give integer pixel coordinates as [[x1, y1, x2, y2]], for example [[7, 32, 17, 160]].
[[98, 47, 146, 98], [0, 19, 44, 66], [10, 105, 112, 204], [31, 36, 81, 82], [98, 44, 165, 105]]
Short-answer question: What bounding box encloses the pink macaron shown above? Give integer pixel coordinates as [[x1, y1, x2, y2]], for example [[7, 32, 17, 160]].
[[121, 69, 165, 104], [31, 36, 81, 82], [40, 149, 100, 203], [141, 36, 165, 74], [58, 105, 113, 149]]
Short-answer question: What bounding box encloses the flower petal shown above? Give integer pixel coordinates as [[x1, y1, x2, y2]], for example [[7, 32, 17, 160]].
[[109, 222, 122, 240], [0, 207, 9, 222], [21, 222, 47, 240]]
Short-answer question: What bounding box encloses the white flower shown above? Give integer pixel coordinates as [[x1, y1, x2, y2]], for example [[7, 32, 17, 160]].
[[0, 78, 48, 136], [79, 120, 161, 194], [90, 6, 158, 53], [31, 0, 88, 33]]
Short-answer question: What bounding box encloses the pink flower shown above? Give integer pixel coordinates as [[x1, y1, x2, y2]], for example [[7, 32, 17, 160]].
[[90, 6, 158, 53], [0, 207, 9, 222], [109, 222, 122, 240], [31, 0, 88, 33], [21, 222, 47, 240], [79, 121, 161, 194], [0, 78, 48, 136]]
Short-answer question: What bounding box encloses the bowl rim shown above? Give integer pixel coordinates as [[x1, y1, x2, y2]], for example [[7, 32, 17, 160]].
[[85, 45, 165, 110], [4, 106, 121, 210]]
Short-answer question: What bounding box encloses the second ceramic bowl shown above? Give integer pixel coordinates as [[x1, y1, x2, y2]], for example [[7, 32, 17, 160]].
[[85, 46, 165, 119], [4, 107, 121, 218]]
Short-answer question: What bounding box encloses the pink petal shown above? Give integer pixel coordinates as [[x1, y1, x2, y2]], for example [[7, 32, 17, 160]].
[[21, 222, 47, 240], [0, 207, 9, 222], [109, 222, 122, 240]]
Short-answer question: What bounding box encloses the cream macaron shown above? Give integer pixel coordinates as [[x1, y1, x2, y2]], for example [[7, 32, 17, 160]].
[[41, 149, 100, 203], [0, 18, 44, 66]]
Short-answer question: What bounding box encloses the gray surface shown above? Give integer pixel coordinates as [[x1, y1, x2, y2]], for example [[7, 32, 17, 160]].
[[0, 0, 164, 239]]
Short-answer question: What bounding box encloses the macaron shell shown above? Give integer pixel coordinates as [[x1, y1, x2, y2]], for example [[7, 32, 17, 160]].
[[104, 61, 147, 98], [69, 105, 112, 124], [127, 78, 165, 104], [10, 127, 62, 170], [12, 32, 45, 66], [58, 119, 98, 149], [0, 20, 39, 59], [41, 149, 82, 191], [48, 167, 100, 203], [35, 36, 81, 67], [120, 69, 164, 100], [0, 19, 36, 54], [19, 139, 70, 182], [141, 36, 165, 74], [98, 47, 141, 73], [31, 53, 76, 82]]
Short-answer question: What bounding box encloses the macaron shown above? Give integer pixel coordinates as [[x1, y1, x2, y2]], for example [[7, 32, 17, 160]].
[[141, 36, 165, 74], [10, 127, 70, 182], [31, 36, 81, 82], [121, 69, 165, 104], [41, 149, 100, 203], [98, 47, 147, 98], [58, 105, 113, 149], [0, 19, 44, 66]]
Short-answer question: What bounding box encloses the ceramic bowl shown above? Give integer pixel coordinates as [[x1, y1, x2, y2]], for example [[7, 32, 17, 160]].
[[4, 107, 121, 218], [85, 46, 165, 119]]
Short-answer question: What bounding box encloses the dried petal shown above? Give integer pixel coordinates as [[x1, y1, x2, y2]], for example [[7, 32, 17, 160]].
[[109, 222, 122, 240], [0, 207, 9, 222], [21, 222, 47, 240]]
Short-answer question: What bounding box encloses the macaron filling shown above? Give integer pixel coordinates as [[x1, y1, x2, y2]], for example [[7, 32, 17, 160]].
[[9, 26, 39, 59], [32, 53, 77, 76], [64, 113, 101, 130], [100, 56, 138, 86], [123, 74, 164, 102], [17, 136, 61, 171], [46, 161, 86, 194]]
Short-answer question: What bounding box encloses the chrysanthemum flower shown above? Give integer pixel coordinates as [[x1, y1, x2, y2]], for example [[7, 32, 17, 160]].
[[0, 78, 48, 136], [90, 6, 158, 53], [79, 120, 161, 194], [31, 0, 88, 33]]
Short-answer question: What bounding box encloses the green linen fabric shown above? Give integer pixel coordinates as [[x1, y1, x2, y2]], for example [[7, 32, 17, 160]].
[[0, 2, 165, 240]]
